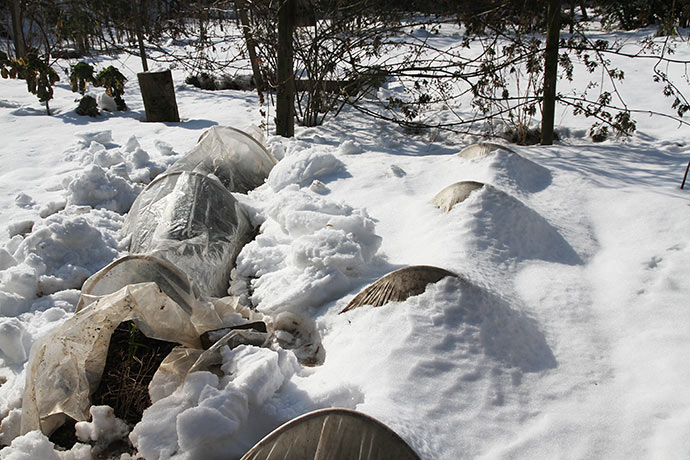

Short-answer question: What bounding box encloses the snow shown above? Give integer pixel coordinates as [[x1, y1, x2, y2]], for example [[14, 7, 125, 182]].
[[131, 346, 297, 460], [74, 406, 129, 445], [0, 431, 90, 460], [1, 19, 690, 460], [266, 148, 346, 191]]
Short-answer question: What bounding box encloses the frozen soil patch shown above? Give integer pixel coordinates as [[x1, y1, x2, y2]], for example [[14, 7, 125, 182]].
[[92, 322, 178, 426], [47, 322, 179, 453]]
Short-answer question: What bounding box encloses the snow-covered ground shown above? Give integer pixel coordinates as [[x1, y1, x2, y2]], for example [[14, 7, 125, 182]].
[[1, 20, 690, 460]]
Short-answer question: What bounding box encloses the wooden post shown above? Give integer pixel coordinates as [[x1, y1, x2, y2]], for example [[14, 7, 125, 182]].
[[541, 0, 561, 146], [276, 0, 295, 137], [138, 69, 180, 122]]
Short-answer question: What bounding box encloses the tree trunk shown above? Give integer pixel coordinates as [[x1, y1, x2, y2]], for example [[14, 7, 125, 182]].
[[541, 0, 561, 146], [579, 1, 588, 20], [138, 70, 180, 122], [236, 0, 265, 100], [133, 0, 149, 71], [276, 0, 295, 137], [10, 0, 26, 59]]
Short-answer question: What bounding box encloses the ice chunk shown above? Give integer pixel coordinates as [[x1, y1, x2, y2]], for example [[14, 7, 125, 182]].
[[0, 249, 18, 271], [75, 405, 129, 444], [0, 409, 22, 446], [93, 148, 125, 169], [268, 149, 346, 191], [337, 139, 363, 155], [123, 135, 140, 153], [0, 319, 31, 364], [38, 200, 66, 219], [0, 430, 60, 460], [0, 265, 38, 299], [7, 221, 33, 239], [388, 164, 406, 177], [0, 292, 30, 317], [309, 180, 329, 195], [221, 345, 285, 406], [154, 140, 176, 156], [14, 194, 34, 208]]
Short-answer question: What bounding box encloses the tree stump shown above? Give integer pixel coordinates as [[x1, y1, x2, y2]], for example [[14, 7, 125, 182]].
[[137, 69, 180, 122]]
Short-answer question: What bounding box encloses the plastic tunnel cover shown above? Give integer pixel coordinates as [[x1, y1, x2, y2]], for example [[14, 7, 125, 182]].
[[168, 126, 277, 193], [77, 254, 199, 314], [431, 181, 485, 212], [457, 142, 515, 159], [240, 408, 421, 460], [20, 282, 206, 436], [341, 265, 458, 313], [123, 171, 255, 298]]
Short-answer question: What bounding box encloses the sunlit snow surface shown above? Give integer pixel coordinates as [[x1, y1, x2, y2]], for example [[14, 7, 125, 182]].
[[1, 21, 690, 460]]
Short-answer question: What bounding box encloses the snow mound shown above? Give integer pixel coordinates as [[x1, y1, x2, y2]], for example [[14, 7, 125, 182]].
[[268, 149, 347, 191], [65, 165, 142, 213], [0, 208, 124, 313], [231, 187, 382, 316], [130, 346, 297, 460], [463, 149, 551, 193], [0, 430, 90, 460], [316, 276, 555, 457], [65, 134, 167, 185], [431, 181, 484, 212], [337, 140, 364, 155], [463, 186, 581, 265], [339, 277, 555, 373], [458, 142, 514, 159]]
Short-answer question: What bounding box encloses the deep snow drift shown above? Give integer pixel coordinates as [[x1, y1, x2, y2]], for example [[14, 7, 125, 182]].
[[1, 20, 690, 460]]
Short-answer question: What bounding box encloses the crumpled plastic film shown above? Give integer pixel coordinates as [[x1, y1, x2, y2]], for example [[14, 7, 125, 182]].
[[20, 126, 286, 437], [21, 282, 207, 435], [168, 126, 277, 193], [123, 171, 255, 297]]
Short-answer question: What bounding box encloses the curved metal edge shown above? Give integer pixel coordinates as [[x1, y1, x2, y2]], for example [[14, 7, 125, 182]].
[[241, 408, 422, 460]]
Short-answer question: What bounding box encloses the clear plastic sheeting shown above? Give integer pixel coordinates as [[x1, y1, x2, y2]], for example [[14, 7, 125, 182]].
[[18, 126, 328, 442], [76, 254, 199, 314], [20, 276, 280, 436], [168, 126, 277, 193], [21, 282, 214, 436], [240, 408, 421, 460], [123, 171, 254, 297]]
